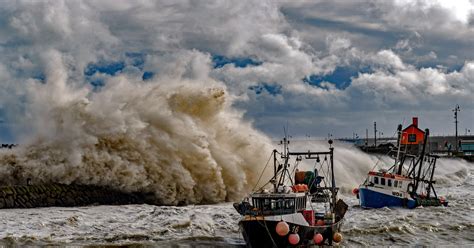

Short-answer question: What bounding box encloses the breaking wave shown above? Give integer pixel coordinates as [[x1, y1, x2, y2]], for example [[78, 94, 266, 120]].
[[0, 52, 273, 205], [434, 158, 471, 186]]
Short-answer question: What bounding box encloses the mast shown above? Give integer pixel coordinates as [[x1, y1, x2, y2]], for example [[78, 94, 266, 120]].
[[273, 149, 277, 192], [426, 155, 437, 198], [330, 146, 336, 212], [395, 124, 403, 175], [414, 129, 429, 193], [277, 136, 290, 189]]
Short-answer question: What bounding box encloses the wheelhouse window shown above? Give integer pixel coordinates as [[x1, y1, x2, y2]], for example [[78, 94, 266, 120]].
[[374, 177, 379, 184], [252, 198, 296, 212], [295, 196, 306, 210], [388, 179, 392, 187], [394, 180, 398, 188], [408, 134, 417, 142], [264, 199, 271, 209], [285, 199, 295, 209], [381, 178, 385, 185]]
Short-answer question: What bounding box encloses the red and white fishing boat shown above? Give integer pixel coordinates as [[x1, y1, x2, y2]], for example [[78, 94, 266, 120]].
[[234, 137, 348, 247]]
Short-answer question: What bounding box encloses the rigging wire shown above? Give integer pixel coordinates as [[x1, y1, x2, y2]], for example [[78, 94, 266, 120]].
[[252, 151, 276, 192], [363, 128, 408, 184]]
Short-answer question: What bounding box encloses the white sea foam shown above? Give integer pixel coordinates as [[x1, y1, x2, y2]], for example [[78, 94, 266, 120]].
[[0, 51, 273, 205], [434, 158, 471, 186]]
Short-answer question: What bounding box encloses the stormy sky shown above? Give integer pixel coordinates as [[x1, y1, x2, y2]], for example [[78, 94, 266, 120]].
[[0, 0, 473, 142]]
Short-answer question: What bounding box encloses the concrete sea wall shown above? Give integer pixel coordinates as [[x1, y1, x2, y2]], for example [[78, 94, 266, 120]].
[[0, 184, 148, 209]]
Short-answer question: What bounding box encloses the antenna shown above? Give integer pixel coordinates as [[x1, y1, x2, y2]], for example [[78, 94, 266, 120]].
[[277, 125, 292, 190], [283, 121, 289, 138]]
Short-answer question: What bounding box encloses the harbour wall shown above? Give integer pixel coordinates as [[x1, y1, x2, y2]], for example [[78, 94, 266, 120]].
[[0, 184, 150, 209]]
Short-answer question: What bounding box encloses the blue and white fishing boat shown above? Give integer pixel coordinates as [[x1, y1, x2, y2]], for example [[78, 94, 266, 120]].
[[355, 125, 448, 209]]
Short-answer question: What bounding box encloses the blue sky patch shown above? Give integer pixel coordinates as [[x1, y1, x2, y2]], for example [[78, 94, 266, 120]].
[[89, 78, 105, 89], [84, 61, 126, 76], [142, 71, 154, 80], [304, 66, 372, 90], [32, 73, 46, 84], [212, 55, 262, 68], [84, 54, 154, 87], [249, 83, 282, 96]]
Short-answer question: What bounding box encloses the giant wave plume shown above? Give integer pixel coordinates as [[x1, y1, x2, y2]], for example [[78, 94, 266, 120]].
[[0, 50, 273, 205]]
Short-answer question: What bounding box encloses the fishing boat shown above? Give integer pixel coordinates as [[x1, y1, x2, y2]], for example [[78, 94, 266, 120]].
[[234, 137, 348, 247], [354, 125, 448, 209]]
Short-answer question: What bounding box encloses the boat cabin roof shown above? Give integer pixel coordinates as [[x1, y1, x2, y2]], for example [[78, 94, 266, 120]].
[[251, 192, 306, 198], [368, 171, 410, 180]]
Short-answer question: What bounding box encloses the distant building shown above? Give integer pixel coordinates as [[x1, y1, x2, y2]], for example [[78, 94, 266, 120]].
[[401, 117, 425, 154], [460, 140, 474, 157]]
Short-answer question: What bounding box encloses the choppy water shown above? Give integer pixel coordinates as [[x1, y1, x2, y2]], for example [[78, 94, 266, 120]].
[[343, 168, 474, 246], [0, 158, 472, 247]]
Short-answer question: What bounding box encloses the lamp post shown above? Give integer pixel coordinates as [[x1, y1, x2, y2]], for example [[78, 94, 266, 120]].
[[453, 105, 460, 152], [374, 122, 377, 147]]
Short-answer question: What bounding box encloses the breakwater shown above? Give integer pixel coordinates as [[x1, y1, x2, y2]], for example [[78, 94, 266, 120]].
[[0, 184, 149, 209]]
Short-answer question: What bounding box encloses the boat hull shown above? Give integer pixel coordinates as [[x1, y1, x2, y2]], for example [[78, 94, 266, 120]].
[[239, 217, 343, 247], [359, 187, 417, 209]]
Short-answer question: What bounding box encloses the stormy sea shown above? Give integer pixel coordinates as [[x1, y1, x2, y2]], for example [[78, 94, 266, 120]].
[[0, 140, 471, 247], [0, 72, 472, 247]]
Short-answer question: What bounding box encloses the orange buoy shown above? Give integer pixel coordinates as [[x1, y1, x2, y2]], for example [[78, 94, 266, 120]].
[[301, 184, 308, 192], [288, 233, 300, 245], [275, 221, 290, 236], [316, 219, 325, 226], [352, 188, 359, 195], [333, 232, 343, 243], [313, 233, 323, 244], [295, 184, 301, 192], [293, 184, 308, 192]]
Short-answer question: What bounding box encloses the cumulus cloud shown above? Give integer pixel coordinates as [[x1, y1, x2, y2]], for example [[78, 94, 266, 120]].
[[0, 0, 472, 142], [0, 1, 472, 204]]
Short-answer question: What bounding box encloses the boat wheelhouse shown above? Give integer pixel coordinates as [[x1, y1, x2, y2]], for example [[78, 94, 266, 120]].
[[249, 192, 307, 216]]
